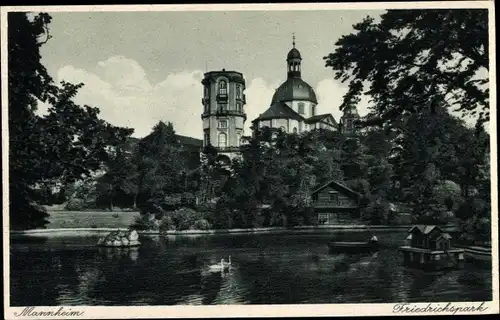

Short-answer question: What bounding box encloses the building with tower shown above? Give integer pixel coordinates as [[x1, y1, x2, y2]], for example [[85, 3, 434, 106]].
[[339, 104, 361, 137], [201, 69, 247, 162], [252, 37, 339, 134], [200, 36, 360, 163]]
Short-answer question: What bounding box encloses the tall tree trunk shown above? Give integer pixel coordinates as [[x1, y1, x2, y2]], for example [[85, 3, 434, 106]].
[[133, 193, 138, 209], [109, 185, 114, 212]]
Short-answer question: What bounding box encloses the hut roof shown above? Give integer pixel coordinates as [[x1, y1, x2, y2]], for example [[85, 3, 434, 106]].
[[311, 180, 361, 199], [438, 233, 452, 240], [408, 225, 444, 235]]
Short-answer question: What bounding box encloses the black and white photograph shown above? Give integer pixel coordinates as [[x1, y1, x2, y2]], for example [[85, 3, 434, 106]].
[[2, 2, 498, 318]]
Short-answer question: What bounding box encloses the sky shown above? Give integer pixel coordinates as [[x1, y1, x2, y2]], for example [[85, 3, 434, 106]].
[[36, 9, 388, 139]]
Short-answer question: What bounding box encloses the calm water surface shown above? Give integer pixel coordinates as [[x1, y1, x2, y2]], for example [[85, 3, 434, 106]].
[[10, 232, 492, 305]]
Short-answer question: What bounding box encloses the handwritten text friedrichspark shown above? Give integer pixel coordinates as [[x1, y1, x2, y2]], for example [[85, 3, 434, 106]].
[[14, 307, 85, 317], [393, 302, 488, 315]]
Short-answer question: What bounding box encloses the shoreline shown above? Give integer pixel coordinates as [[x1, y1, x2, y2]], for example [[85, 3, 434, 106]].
[[9, 224, 459, 238]]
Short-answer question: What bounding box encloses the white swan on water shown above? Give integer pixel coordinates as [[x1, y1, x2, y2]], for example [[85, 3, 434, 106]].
[[208, 256, 232, 272]]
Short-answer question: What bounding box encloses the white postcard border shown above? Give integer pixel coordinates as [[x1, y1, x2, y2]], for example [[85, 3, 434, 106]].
[[2, 2, 498, 318]]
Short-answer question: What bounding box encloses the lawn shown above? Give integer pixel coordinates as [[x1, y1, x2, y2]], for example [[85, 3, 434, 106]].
[[45, 210, 141, 229]]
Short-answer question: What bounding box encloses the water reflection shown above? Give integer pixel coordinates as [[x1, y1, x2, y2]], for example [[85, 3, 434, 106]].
[[10, 232, 492, 306]]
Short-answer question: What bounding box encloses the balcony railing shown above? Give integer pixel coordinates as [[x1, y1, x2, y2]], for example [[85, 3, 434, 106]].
[[216, 93, 228, 101], [216, 109, 246, 120]]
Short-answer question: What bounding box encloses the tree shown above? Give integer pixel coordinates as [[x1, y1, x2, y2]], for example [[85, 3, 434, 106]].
[[96, 143, 138, 211], [8, 13, 133, 229], [135, 121, 186, 212], [325, 9, 489, 126]]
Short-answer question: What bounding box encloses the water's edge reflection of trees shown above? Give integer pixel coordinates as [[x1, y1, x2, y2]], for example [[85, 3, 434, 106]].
[[10, 233, 492, 306]]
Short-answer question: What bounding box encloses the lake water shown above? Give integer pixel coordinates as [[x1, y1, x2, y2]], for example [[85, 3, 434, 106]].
[[10, 232, 492, 306]]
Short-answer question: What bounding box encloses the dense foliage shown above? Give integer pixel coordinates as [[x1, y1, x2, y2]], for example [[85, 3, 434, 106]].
[[325, 8, 491, 242], [324, 9, 489, 126], [8, 13, 132, 229]]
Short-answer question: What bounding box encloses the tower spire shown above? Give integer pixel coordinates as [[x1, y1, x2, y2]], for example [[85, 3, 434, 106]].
[[292, 32, 296, 48]]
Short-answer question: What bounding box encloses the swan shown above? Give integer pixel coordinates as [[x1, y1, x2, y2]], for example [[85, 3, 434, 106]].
[[208, 256, 232, 272]]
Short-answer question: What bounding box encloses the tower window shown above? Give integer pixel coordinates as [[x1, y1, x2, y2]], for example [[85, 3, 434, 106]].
[[218, 133, 227, 148], [293, 127, 298, 134], [298, 102, 305, 115], [236, 103, 242, 113], [204, 103, 209, 113], [204, 132, 210, 146], [312, 105, 316, 116], [218, 80, 227, 95], [204, 86, 209, 98], [236, 85, 241, 99], [236, 133, 241, 146], [218, 120, 228, 128]]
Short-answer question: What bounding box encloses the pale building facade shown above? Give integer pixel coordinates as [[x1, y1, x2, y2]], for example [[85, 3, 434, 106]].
[[201, 69, 246, 160], [200, 39, 360, 163], [252, 40, 339, 134]]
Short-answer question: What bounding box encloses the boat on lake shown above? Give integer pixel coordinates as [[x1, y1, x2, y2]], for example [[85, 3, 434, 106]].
[[328, 236, 379, 253]]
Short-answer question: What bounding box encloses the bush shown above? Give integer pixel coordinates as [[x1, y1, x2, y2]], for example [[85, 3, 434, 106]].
[[191, 219, 212, 230], [455, 198, 489, 221], [64, 198, 85, 211], [210, 207, 233, 229], [302, 207, 317, 225], [131, 214, 159, 231], [172, 207, 202, 231], [159, 215, 176, 232], [460, 216, 491, 245], [363, 201, 389, 224], [269, 210, 285, 227], [412, 202, 449, 225], [433, 180, 463, 211]]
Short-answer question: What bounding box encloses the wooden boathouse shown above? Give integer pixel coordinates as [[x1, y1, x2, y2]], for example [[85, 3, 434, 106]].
[[310, 180, 362, 224]]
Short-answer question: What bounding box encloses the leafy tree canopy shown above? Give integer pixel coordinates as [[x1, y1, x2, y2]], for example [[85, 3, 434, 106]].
[[324, 9, 489, 126], [8, 12, 133, 229]]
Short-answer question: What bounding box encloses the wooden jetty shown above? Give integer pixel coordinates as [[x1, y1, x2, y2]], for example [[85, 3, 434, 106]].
[[399, 225, 464, 270], [462, 246, 492, 262]]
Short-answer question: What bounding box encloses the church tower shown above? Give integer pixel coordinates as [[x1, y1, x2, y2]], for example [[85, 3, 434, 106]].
[[340, 104, 360, 137], [287, 34, 302, 79], [201, 69, 246, 161]]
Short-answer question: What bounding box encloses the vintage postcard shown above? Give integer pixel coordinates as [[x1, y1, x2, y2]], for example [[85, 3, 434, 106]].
[[2, 2, 498, 318]]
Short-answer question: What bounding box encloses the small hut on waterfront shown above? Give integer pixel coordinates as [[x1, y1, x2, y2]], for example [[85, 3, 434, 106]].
[[399, 225, 464, 270]]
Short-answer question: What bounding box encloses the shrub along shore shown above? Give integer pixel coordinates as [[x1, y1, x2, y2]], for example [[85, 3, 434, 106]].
[[8, 208, 460, 238], [10, 223, 460, 238]]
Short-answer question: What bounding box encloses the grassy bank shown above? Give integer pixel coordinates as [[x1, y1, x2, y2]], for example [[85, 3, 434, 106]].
[[13, 210, 458, 236], [45, 210, 140, 229]]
